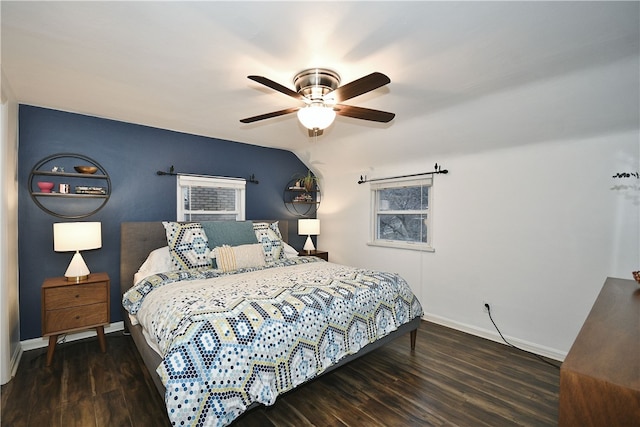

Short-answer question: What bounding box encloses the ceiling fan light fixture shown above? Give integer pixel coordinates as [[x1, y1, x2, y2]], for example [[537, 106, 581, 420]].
[[297, 103, 336, 131], [241, 69, 394, 130]]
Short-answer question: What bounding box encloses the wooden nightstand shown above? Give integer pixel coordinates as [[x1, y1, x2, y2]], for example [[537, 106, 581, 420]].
[[299, 250, 328, 261], [41, 272, 110, 366]]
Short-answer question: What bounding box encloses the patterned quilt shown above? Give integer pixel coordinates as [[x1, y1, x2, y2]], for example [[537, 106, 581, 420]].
[[123, 257, 423, 427]]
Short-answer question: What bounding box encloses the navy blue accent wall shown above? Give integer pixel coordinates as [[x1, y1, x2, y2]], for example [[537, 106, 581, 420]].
[[18, 105, 310, 340]]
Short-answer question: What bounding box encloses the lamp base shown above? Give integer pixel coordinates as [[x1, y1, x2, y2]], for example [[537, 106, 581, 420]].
[[64, 251, 91, 283], [303, 235, 316, 252], [65, 274, 89, 283]]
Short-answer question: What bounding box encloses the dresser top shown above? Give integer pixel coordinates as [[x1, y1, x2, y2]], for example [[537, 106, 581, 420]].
[[562, 277, 639, 389]]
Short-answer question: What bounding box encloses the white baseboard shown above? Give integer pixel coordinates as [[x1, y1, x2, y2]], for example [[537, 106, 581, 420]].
[[20, 321, 125, 352], [9, 342, 22, 379], [423, 313, 566, 362]]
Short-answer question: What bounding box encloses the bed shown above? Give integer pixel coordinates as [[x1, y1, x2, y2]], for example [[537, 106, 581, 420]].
[[120, 220, 423, 427]]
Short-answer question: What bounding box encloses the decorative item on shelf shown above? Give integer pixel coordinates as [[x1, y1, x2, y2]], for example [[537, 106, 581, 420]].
[[633, 271, 640, 285], [298, 218, 320, 253], [290, 170, 319, 191], [59, 183, 70, 194], [37, 181, 54, 193], [301, 170, 318, 191], [51, 166, 65, 173], [75, 185, 107, 195], [293, 193, 314, 202], [53, 222, 102, 282], [74, 165, 98, 174]]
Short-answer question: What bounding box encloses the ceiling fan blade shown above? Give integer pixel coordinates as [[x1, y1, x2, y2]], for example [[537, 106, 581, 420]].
[[240, 107, 300, 123], [334, 105, 395, 123], [329, 72, 391, 103], [247, 75, 305, 100], [308, 128, 324, 137]]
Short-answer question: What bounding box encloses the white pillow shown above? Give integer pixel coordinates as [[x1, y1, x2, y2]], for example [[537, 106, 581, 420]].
[[134, 246, 174, 284], [213, 244, 266, 273], [282, 242, 299, 258]]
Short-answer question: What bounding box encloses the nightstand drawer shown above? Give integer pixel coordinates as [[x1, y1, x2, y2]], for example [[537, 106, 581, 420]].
[[44, 282, 108, 310], [44, 302, 108, 334]]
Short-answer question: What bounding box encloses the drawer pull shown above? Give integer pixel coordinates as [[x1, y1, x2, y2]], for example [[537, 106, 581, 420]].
[[75, 294, 80, 298], [75, 315, 80, 320]]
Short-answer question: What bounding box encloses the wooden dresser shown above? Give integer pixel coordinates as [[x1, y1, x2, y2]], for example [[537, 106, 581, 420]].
[[41, 272, 110, 366], [559, 277, 640, 425]]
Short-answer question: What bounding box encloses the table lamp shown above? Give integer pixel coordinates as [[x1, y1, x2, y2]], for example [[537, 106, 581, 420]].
[[298, 218, 320, 253], [53, 222, 102, 282]]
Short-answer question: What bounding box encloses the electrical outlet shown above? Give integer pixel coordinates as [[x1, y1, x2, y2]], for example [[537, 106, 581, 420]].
[[483, 301, 490, 313]]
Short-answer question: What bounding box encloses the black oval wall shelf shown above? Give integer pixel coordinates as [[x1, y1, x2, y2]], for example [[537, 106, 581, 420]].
[[283, 178, 321, 217], [29, 153, 111, 219]]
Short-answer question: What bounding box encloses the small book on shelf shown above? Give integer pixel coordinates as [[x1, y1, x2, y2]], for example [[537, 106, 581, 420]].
[[75, 186, 106, 195]]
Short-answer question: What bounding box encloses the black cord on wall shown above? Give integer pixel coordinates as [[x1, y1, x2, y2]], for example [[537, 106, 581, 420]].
[[485, 303, 561, 370]]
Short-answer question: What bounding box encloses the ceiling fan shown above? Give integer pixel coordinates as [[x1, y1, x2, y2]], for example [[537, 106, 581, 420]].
[[240, 68, 395, 136]]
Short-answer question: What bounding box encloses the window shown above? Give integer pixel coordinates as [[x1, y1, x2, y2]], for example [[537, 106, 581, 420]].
[[177, 175, 246, 221], [369, 177, 433, 251]]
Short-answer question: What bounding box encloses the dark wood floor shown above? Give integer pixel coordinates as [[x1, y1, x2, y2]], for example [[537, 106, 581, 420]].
[[1, 321, 560, 426]]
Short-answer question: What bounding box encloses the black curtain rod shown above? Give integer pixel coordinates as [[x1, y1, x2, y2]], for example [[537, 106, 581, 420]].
[[156, 169, 259, 184], [358, 163, 448, 184]]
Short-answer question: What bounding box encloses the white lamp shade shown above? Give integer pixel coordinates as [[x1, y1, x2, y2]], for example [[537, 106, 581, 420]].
[[54, 222, 102, 252], [297, 104, 336, 130], [53, 222, 102, 281], [298, 219, 320, 236]]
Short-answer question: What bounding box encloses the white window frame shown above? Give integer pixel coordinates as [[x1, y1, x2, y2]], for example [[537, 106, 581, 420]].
[[368, 176, 434, 252], [176, 174, 246, 221]]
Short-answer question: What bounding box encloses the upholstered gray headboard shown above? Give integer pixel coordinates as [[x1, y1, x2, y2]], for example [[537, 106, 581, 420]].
[[119, 220, 288, 298]]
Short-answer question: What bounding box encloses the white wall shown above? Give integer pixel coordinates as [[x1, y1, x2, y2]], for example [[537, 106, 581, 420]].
[[317, 132, 638, 360], [305, 49, 640, 360], [0, 69, 21, 383]]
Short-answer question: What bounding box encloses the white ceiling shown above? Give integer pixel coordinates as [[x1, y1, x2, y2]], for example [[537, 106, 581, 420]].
[[2, 1, 639, 173]]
